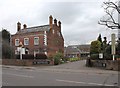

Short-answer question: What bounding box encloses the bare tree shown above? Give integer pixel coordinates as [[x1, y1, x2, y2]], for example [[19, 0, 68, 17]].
[[98, 1, 120, 56], [98, 0, 120, 29]]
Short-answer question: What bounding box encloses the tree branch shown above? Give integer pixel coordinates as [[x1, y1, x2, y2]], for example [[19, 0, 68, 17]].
[[104, 2, 120, 14], [99, 1, 120, 30]]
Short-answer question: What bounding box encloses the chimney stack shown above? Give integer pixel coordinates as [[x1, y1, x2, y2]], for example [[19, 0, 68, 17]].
[[23, 24, 27, 29], [54, 19, 57, 26], [17, 22, 21, 31], [49, 15, 53, 29], [58, 21, 61, 28]]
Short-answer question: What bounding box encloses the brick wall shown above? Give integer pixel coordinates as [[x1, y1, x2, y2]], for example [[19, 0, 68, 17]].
[[90, 60, 120, 71], [47, 24, 64, 57], [12, 31, 45, 54], [11, 16, 64, 58], [2, 59, 54, 66]]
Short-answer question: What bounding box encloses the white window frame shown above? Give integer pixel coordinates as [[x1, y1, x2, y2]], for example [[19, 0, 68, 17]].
[[15, 39, 19, 46], [34, 37, 39, 45], [24, 38, 29, 45]]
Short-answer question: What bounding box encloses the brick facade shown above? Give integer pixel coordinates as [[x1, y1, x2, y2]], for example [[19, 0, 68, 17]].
[[11, 15, 64, 58]]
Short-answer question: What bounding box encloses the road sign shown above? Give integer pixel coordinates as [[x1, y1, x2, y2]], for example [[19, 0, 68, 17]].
[[99, 53, 103, 59]]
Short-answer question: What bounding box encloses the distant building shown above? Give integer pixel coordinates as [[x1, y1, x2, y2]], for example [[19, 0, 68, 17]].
[[64, 45, 90, 58], [11, 15, 64, 58], [64, 46, 80, 58], [77, 45, 90, 57]]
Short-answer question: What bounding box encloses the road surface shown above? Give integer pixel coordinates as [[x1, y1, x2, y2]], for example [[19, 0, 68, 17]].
[[2, 60, 119, 86]]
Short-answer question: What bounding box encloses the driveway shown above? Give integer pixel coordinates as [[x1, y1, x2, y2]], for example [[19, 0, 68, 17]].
[[35, 60, 118, 75]]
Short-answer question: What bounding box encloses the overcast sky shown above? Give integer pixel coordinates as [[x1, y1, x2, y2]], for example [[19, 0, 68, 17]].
[[0, 0, 118, 46]]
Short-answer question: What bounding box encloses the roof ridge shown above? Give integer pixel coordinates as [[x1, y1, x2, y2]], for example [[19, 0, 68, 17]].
[[22, 24, 49, 30], [16, 24, 50, 34]]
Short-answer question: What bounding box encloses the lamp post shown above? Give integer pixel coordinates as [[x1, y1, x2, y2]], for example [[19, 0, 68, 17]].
[[111, 33, 116, 61]]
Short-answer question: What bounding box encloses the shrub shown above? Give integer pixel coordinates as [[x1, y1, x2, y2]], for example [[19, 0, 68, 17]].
[[53, 53, 64, 65], [16, 55, 20, 59], [69, 58, 80, 62], [35, 53, 48, 59], [62, 57, 68, 62], [104, 54, 112, 60], [90, 40, 101, 54], [90, 54, 99, 60], [15, 54, 34, 59], [22, 54, 34, 59], [115, 55, 120, 58], [54, 57, 60, 65], [2, 41, 14, 59]]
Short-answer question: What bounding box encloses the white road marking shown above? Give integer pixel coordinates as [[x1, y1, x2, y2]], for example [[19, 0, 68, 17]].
[[56, 79, 115, 86], [3, 73, 34, 78], [2, 82, 9, 85]]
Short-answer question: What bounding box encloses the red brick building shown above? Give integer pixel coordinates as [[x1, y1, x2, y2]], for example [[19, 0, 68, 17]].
[[11, 15, 64, 58]]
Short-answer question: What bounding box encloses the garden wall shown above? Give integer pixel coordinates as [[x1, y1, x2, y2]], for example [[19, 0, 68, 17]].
[[2, 59, 54, 66], [91, 59, 120, 71]]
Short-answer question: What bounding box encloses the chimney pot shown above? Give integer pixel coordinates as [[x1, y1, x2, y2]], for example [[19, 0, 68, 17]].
[[58, 21, 61, 27], [17, 22, 21, 31], [23, 24, 27, 29], [54, 19, 57, 26], [49, 15, 53, 29]]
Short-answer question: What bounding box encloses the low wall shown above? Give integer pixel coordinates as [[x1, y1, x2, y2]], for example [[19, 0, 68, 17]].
[[90, 60, 120, 71], [2, 59, 54, 66], [105, 60, 120, 71]]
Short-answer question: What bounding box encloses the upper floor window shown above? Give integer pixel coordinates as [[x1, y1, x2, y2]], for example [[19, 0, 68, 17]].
[[15, 39, 19, 46], [34, 37, 39, 45], [24, 38, 29, 45]]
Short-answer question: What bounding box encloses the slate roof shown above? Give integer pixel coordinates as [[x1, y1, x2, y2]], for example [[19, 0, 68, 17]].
[[64, 46, 80, 54], [65, 44, 90, 54], [16, 25, 50, 34]]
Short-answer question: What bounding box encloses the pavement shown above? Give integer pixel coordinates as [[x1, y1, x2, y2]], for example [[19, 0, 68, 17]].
[[2, 60, 119, 75]]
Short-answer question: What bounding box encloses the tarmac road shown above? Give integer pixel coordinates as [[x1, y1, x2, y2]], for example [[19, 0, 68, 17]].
[[2, 60, 119, 86]]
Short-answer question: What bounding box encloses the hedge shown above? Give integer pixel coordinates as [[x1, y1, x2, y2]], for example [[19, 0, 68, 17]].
[[15, 54, 34, 59], [90, 54, 99, 60], [22, 54, 34, 59], [69, 58, 80, 62], [35, 53, 48, 59]]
